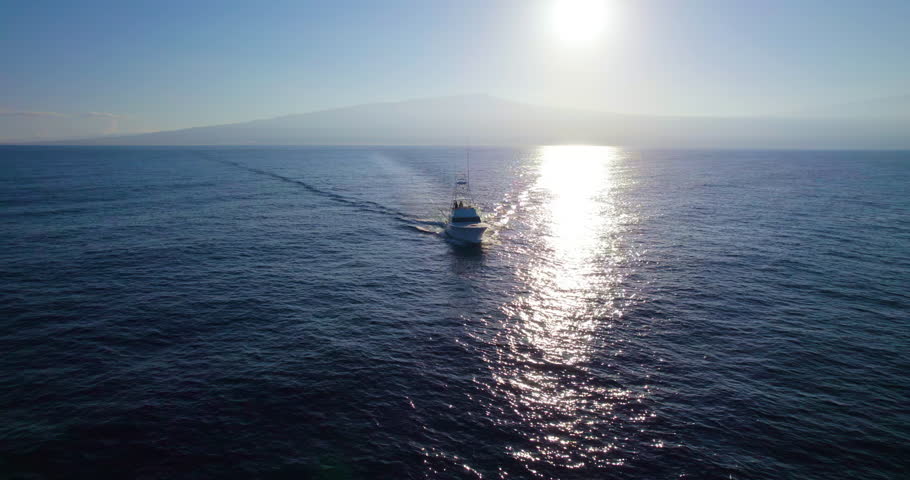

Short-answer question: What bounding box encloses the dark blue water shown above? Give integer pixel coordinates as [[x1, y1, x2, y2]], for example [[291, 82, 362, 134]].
[[2, 146, 908, 479]]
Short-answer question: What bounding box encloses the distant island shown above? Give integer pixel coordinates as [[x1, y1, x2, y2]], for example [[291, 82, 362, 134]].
[[11, 94, 910, 149]]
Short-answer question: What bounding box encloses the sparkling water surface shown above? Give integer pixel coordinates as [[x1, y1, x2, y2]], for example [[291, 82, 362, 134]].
[[1, 146, 908, 479]]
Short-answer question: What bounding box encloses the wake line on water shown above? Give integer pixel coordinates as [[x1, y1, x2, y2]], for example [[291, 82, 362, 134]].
[[198, 153, 446, 233]]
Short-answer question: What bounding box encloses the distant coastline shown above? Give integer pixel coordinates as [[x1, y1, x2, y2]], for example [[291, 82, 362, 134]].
[[5, 94, 909, 150]]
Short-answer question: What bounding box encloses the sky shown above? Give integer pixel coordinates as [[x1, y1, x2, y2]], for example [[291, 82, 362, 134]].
[[2, 0, 909, 140]]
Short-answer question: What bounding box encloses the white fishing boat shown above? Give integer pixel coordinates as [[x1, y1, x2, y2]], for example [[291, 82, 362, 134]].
[[445, 176, 488, 244]]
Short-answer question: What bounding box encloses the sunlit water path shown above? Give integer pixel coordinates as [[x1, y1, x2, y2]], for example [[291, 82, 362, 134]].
[[1, 146, 907, 479]]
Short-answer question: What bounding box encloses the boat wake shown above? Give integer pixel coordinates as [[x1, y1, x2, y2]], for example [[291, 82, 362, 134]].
[[200, 154, 451, 235], [412, 225, 443, 235]]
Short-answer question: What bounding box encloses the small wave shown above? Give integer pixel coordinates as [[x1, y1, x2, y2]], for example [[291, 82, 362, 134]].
[[411, 218, 446, 227], [412, 225, 443, 235]]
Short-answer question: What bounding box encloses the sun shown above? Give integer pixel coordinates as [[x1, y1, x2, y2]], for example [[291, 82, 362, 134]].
[[551, 0, 609, 47]]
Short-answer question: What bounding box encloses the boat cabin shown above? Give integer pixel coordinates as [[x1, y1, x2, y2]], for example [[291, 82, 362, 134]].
[[451, 206, 481, 224]]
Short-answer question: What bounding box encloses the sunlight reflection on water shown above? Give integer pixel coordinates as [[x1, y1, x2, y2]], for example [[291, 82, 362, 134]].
[[524, 145, 618, 361], [481, 145, 649, 475]]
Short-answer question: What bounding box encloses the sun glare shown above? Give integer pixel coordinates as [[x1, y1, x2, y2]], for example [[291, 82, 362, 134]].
[[552, 0, 609, 46]]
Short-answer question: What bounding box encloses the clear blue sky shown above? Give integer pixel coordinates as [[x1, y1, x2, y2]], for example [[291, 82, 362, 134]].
[[2, 0, 908, 138]]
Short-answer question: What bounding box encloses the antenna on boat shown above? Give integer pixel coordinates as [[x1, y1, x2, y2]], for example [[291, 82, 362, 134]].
[[465, 138, 471, 184]]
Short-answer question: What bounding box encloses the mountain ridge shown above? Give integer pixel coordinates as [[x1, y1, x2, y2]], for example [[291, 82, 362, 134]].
[[10, 94, 910, 149]]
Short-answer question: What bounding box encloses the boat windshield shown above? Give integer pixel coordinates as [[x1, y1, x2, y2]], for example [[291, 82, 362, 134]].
[[452, 216, 481, 223]]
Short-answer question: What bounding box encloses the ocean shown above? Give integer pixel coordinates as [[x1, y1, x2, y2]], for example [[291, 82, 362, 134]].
[[1, 145, 907, 479]]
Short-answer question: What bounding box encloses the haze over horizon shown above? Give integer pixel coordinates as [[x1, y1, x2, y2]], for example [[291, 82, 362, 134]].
[[2, 0, 909, 145], [10, 93, 906, 149]]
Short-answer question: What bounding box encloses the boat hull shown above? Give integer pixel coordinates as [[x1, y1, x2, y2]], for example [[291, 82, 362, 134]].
[[445, 223, 487, 244]]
